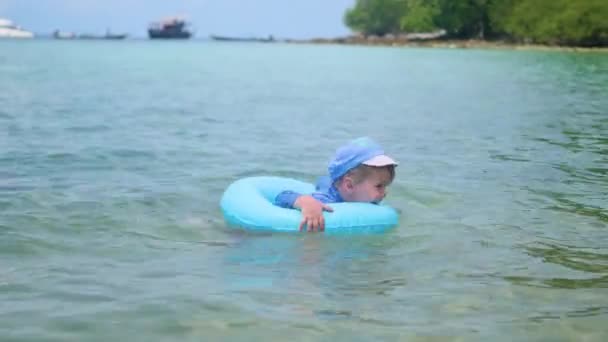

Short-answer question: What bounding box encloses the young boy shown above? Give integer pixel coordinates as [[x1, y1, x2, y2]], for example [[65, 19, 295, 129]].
[[275, 137, 398, 232]]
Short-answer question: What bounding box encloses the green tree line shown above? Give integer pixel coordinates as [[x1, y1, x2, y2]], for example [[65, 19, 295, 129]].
[[344, 0, 608, 46]]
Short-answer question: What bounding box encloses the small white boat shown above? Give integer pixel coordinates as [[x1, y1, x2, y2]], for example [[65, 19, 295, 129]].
[[0, 18, 34, 39], [53, 30, 76, 39]]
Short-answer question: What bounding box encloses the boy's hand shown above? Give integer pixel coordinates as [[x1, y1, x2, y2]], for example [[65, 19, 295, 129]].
[[294, 195, 333, 232]]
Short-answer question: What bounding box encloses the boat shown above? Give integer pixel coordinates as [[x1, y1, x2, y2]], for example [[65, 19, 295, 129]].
[[53, 30, 127, 40], [100, 33, 128, 40], [148, 17, 192, 39], [77, 32, 128, 40], [210, 35, 275, 43], [0, 18, 34, 39], [53, 30, 76, 39]]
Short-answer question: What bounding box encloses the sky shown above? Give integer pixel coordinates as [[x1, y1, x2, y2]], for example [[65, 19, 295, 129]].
[[0, 0, 355, 39]]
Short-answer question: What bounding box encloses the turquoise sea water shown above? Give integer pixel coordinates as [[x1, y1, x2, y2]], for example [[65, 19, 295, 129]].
[[1, 40, 607, 340]]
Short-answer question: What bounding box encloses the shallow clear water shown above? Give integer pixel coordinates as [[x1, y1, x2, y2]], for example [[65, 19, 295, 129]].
[[1, 40, 607, 340]]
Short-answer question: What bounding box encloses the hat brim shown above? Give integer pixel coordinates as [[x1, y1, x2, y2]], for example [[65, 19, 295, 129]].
[[362, 155, 398, 167]]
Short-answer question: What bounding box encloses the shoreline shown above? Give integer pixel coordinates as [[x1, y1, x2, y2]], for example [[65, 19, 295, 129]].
[[285, 37, 608, 53]]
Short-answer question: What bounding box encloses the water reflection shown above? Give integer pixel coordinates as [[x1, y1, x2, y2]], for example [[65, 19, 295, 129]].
[[531, 122, 607, 156], [527, 188, 608, 223], [219, 233, 403, 321], [562, 128, 608, 157], [505, 242, 608, 289], [523, 76, 607, 223], [525, 242, 608, 273], [505, 274, 608, 289], [526, 306, 608, 322]]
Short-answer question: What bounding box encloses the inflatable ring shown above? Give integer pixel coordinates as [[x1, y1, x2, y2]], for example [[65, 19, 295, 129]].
[[220, 176, 399, 233]]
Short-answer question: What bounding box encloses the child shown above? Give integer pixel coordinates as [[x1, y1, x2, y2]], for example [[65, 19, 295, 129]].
[[275, 137, 398, 232]]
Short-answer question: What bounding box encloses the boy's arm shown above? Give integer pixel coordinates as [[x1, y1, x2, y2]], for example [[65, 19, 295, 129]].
[[274, 190, 334, 208], [274, 191, 334, 232], [274, 191, 301, 209], [294, 195, 333, 232]]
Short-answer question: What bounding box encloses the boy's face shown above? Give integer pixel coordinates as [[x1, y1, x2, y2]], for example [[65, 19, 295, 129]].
[[349, 168, 392, 203]]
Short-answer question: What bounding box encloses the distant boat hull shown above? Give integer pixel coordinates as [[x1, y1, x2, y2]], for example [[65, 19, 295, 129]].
[[53, 31, 127, 40], [104, 34, 128, 40], [78, 34, 128, 40], [0, 18, 34, 39], [148, 29, 191, 39], [0, 29, 34, 39], [147, 17, 192, 39], [210, 35, 274, 43]]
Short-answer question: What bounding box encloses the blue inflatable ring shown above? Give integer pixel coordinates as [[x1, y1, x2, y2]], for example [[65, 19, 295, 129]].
[[220, 176, 399, 234]]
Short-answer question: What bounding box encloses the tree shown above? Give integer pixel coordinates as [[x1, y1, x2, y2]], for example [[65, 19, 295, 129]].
[[400, 0, 440, 33], [434, 0, 492, 39], [343, 0, 608, 46], [344, 0, 407, 36], [504, 0, 608, 46]]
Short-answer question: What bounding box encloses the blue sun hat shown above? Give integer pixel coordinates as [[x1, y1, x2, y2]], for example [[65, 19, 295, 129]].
[[328, 137, 398, 182]]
